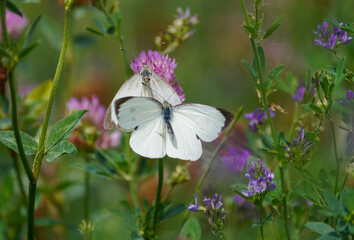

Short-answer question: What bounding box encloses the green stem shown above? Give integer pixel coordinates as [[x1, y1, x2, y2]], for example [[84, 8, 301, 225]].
[[329, 119, 340, 196], [10, 150, 27, 205], [280, 166, 291, 240], [152, 158, 164, 233], [115, 4, 132, 79], [32, 6, 73, 179], [8, 71, 35, 182], [27, 181, 36, 240], [258, 203, 264, 240], [0, 0, 8, 47]]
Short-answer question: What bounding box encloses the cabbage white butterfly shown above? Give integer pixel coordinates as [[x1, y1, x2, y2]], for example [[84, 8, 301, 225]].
[[104, 65, 183, 130], [110, 96, 234, 161]]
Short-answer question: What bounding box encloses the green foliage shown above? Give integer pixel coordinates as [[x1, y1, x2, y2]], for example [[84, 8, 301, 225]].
[[0, 130, 38, 155], [46, 140, 77, 163], [180, 218, 201, 240]]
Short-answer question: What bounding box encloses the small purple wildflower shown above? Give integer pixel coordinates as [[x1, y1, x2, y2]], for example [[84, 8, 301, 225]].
[[339, 90, 354, 105], [292, 81, 315, 102], [242, 160, 276, 197], [188, 193, 201, 212], [66, 95, 120, 150], [244, 107, 275, 131], [283, 126, 313, 166], [313, 20, 352, 50], [0, 10, 28, 42], [220, 147, 251, 172], [130, 50, 185, 102]]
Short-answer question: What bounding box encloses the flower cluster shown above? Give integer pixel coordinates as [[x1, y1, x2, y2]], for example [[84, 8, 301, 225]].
[[242, 160, 276, 197], [130, 50, 185, 102], [339, 90, 354, 105], [0, 10, 28, 42], [167, 164, 190, 187], [283, 126, 313, 167], [313, 20, 353, 50], [244, 107, 275, 131], [66, 96, 120, 150], [292, 81, 315, 102], [188, 193, 227, 237], [220, 147, 251, 172]]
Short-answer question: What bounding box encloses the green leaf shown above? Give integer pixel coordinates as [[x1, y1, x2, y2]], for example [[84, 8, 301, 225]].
[[159, 203, 186, 223], [258, 46, 265, 75], [180, 218, 201, 240], [341, 188, 354, 212], [0, 48, 11, 58], [242, 60, 257, 81], [0, 130, 38, 155], [46, 110, 88, 151], [263, 14, 285, 39], [18, 42, 39, 60], [325, 18, 354, 34], [323, 189, 346, 217], [309, 104, 323, 114], [46, 140, 77, 163], [335, 58, 345, 86], [317, 234, 341, 240], [86, 27, 104, 36], [267, 65, 285, 80], [73, 34, 96, 49], [93, 18, 106, 33], [71, 162, 116, 179], [242, 25, 257, 37], [23, 15, 41, 47], [305, 221, 336, 235], [5, 0, 22, 17]]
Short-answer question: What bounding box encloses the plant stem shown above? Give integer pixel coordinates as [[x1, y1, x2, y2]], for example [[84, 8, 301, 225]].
[[279, 166, 291, 240], [329, 119, 340, 196], [0, 0, 8, 47], [27, 181, 36, 240], [152, 158, 164, 233], [9, 150, 27, 205], [258, 203, 264, 240], [128, 156, 141, 218], [32, 5, 73, 179], [115, 4, 132, 79], [8, 71, 36, 182]]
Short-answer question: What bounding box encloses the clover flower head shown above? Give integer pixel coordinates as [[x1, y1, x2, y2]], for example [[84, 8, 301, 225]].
[[130, 50, 185, 102], [66, 95, 120, 150], [244, 107, 275, 131], [242, 160, 276, 197], [339, 90, 354, 105], [0, 10, 28, 42], [283, 126, 313, 166], [313, 19, 352, 50], [220, 147, 251, 172]]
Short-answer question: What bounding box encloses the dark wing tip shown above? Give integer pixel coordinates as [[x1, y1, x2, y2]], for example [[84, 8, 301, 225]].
[[217, 108, 235, 132], [103, 105, 119, 130]]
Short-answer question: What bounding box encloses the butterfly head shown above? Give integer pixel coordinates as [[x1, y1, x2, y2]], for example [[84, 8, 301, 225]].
[[140, 65, 152, 83]]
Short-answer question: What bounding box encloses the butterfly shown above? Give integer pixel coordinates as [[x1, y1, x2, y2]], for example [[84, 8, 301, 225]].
[[108, 96, 234, 161], [104, 65, 182, 130]]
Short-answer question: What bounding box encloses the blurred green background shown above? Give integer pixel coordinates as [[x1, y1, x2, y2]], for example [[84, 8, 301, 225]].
[[1, 0, 353, 239]]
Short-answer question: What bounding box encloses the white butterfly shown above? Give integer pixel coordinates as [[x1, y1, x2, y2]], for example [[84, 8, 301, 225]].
[[104, 65, 182, 130], [108, 96, 234, 161]]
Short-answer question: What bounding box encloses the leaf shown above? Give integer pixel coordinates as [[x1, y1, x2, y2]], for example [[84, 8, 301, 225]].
[[159, 203, 186, 223], [267, 65, 285, 80], [258, 46, 266, 75], [23, 15, 41, 47], [0, 130, 38, 155], [242, 60, 257, 81], [340, 188, 354, 212], [180, 218, 201, 240], [265, 210, 275, 223], [18, 42, 39, 60], [86, 27, 104, 36], [305, 222, 336, 235], [5, 0, 22, 17], [317, 234, 341, 240], [242, 25, 257, 37], [93, 17, 106, 33], [24, 80, 52, 102], [263, 14, 285, 39], [322, 189, 346, 217], [335, 58, 345, 86], [73, 34, 96, 49], [71, 162, 116, 179], [309, 104, 323, 114], [0, 48, 11, 58], [46, 110, 87, 151], [46, 140, 77, 163]]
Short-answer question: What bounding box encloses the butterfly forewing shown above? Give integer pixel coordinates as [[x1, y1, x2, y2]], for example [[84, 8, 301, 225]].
[[149, 72, 182, 106]]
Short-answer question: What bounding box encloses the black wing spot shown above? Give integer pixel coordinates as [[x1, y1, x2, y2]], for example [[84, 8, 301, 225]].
[[134, 126, 139, 130], [196, 135, 200, 140]]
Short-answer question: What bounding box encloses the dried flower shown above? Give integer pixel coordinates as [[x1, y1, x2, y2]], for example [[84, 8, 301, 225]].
[[188, 193, 227, 238], [313, 20, 352, 50], [244, 107, 275, 131], [283, 126, 313, 167], [130, 50, 185, 102], [167, 164, 190, 188], [339, 90, 354, 105], [220, 147, 251, 172], [292, 81, 315, 102], [66, 95, 120, 150], [242, 160, 276, 197], [0, 10, 28, 42]]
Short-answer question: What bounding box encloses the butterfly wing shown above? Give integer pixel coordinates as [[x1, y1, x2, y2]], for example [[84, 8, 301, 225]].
[[115, 97, 166, 158], [165, 104, 234, 161], [149, 72, 182, 106]]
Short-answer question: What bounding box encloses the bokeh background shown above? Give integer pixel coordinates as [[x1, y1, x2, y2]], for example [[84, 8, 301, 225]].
[[1, 0, 353, 239]]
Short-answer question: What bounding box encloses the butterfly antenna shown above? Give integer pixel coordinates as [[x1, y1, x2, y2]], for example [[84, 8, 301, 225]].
[[120, 48, 136, 59], [142, 82, 165, 102]]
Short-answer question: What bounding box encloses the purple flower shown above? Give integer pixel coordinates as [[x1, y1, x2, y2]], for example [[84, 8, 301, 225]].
[[339, 90, 354, 105], [244, 107, 275, 131], [0, 10, 28, 42], [220, 147, 251, 172], [283, 126, 313, 166], [242, 160, 276, 197], [66, 95, 120, 150], [188, 193, 201, 212], [292, 81, 315, 102], [313, 20, 352, 50], [130, 50, 185, 102]]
